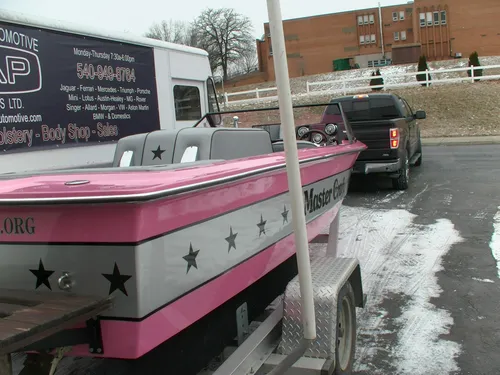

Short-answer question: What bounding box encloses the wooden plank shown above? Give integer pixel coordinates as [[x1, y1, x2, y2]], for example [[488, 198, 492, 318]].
[[0, 289, 113, 356], [0, 319, 36, 341], [4, 305, 68, 326], [0, 303, 26, 318]]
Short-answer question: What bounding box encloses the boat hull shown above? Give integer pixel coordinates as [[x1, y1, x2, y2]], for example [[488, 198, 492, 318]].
[[0, 147, 360, 359]]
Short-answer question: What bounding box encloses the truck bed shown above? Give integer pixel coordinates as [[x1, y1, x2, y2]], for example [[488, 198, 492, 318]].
[[350, 119, 400, 161]]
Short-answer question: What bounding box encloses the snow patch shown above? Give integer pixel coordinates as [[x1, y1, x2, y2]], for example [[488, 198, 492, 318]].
[[472, 277, 495, 283], [334, 206, 463, 374], [474, 210, 487, 220], [379, 191, 405, 204], [489, 207, 500, 279], [443, 194, 453, 206]]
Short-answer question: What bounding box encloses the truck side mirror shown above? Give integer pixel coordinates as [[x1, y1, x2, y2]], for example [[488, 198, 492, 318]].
[[415, 110, 426, 120]]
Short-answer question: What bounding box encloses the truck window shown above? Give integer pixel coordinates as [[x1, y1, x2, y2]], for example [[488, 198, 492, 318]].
[[174, 85, 202, 121], [398, 99, 411, 118], [402, 99, 414, 117], [326, 98, 400, 121]]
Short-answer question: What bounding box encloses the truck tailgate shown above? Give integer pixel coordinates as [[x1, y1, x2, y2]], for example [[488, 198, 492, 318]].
[[350, 121, 394, 161]]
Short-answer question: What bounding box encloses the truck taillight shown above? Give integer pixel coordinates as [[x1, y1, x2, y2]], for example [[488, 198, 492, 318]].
[[390, 128, 399, 149]]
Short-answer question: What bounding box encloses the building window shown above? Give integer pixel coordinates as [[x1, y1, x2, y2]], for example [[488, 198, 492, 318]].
[[394, 31, 400, 41], [427, 12, 433, 26], [364, 15, 369, 24], [399, 11, 405, 20], [358, 15, 363, 25], [369, 14, 375, 24], [433, 12, 440, 25], [392, 12, 398, 21], [401, 30, 407, 40], [269, 39, 273, 55], [369, 59, 392, 68], [441, 10, 447, 25], [371, 34, 376, 43], [360, 35, 365, 44], [420, 13, 426, 27], [173, 85, 202, 121]]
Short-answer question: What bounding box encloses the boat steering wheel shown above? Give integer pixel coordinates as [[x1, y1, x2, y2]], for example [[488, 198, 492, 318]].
[[298, 129, 332, 145]]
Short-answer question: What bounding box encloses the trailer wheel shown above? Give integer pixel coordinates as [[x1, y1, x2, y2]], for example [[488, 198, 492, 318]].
[[335, 281, 356, 375]]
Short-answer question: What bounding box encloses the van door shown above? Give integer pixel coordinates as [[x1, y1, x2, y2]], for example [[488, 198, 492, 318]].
[[172, 79, 207, 129]]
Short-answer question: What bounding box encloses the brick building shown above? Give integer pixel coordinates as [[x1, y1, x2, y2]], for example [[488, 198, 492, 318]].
[[254, 0, 500, 82]]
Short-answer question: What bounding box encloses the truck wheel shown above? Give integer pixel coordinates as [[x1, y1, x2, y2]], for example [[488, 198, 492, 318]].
[[392, 148, 409, 190], [414, 136, 423, 167], [335, 281, 357, 375]]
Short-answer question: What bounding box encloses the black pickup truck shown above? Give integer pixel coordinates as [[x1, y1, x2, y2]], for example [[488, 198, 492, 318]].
[[321, 93, 426, 190]]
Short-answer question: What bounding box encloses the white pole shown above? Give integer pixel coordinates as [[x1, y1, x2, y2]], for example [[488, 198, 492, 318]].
[[378, 2, 385, 58], [266, 0, 316, 340]]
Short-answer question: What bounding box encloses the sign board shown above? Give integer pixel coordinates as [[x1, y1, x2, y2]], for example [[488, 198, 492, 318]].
[[0, 22, 160, 153]]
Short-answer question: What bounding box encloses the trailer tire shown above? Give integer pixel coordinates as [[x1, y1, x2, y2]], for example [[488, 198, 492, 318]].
[[334, 281, 357, 375]]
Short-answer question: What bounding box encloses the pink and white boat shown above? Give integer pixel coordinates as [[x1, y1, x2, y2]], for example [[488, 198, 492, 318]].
[[0, 104, 365, 374]]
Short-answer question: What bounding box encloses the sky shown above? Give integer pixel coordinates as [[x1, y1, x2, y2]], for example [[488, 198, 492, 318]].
[[0, 0, 406, 39]]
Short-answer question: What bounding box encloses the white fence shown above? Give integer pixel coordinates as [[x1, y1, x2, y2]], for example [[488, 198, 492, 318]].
[[223, 87, 278, 105], [222, 64, 500, 106]]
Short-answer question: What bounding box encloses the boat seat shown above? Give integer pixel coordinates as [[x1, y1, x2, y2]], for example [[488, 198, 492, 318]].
[[112, 133, 149, 167], [114, 127, 273, 167], [141, 130, 179, 166], [172, 127, 273, 163], [272, 141, 319, 153]]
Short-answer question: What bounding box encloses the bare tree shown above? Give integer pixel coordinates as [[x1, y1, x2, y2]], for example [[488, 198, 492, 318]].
[[238, 48, 259, 74], [145, 20, 194, 46], [193, 8, 254, 80], [226, 48, 258, 80]]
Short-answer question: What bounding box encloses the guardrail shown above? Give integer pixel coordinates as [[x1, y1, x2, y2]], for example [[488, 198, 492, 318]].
[[222, 64, 500, 105]]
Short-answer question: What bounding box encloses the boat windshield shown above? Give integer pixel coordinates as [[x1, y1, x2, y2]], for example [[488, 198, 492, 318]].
[[193, 102, 352, 143]]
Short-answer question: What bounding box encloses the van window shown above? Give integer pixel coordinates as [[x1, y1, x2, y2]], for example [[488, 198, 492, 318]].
[[173, 85, 202, 121], [206, 78, 220, 113]]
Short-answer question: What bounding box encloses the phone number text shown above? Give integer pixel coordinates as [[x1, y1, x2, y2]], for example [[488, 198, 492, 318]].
[[77, 63, 136, 82]]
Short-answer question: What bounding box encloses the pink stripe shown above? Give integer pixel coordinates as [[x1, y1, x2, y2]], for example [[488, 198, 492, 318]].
[[0, 153, 358, 243], [0, 144, 363, 200], [67, 203, 340, 359]]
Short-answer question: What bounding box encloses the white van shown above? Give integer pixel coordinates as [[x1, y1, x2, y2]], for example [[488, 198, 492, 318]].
[[0, 10, 220, 173]]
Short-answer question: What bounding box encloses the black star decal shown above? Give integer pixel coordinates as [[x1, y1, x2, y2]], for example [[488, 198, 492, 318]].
[[281, 205, 289, 224], [102, 262, 132, 296], [152, 145, 166, 160], [257, 214, 267, 237], [29, 259, 55, 290], [183, 243, 200, 273], [225, 226, 238, 253]]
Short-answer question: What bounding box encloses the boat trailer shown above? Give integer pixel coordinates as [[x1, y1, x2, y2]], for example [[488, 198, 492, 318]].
[[198, 255, 366, 375]]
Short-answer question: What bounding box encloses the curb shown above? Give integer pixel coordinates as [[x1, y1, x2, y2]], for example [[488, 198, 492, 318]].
[[421, 136, 500, 146]]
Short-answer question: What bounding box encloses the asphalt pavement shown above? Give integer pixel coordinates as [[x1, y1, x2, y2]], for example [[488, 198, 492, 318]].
[[343, 144, 500, 375]]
